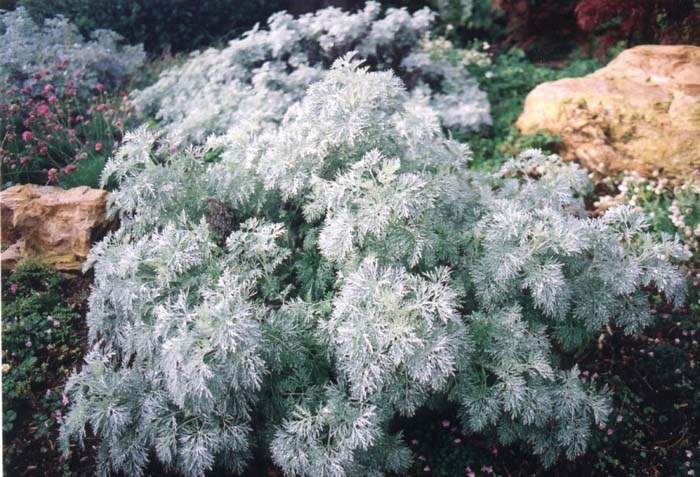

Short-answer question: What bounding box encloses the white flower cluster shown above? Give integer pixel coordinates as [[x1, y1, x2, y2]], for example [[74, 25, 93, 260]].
[[0, 7, 145, 97], [62, 59, 687, 477], [594, 171, 700, 253], [132, 1, 491, 144]]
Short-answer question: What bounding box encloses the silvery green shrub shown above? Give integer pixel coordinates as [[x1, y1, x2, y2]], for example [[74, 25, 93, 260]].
[[61, 57, 687, 476], [132, 2, 491, 145], [0, 7, 144, 97]]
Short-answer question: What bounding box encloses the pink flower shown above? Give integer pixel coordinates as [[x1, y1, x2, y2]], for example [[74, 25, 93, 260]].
[[21, 85, 32, 95], [465, 467, 475, 477], [453, 438, 462, 445], [62, 393, 70, 406], [94, 142, 103, 152], [32, 72, 42, 80], [19, 156, 30, 165], [22, 130, 34, 142], [95, 83, 105, 93], [481, 465, 493, 474], [441, 419, 450, 428], [67, 88, 76, 96], [423, 466, 430, 473], [42, 84, 54, 94], [10, 283, 19, 294], [37, 104, 50, 116], [55, 410, 63, 424], [47, 168, 58, 182], [48, 95, 58, 104], [53, 319, 62, 328], [63, 164, 76, 175], [39, 146, 48, 156], [96, 103, 107, 112]]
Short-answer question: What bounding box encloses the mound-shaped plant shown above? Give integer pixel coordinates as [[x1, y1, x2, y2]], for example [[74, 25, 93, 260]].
[[61, 57, 687, 477], [0, 7, 144, 98], [132, 2, 491, 144]]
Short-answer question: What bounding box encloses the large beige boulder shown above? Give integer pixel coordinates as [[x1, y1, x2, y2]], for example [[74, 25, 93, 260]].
[[517, 45, 700, 178], [1, 185, 112, 273]]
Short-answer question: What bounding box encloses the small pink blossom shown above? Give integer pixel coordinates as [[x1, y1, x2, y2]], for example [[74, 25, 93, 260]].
[[465, 467, 475, 477], [67, 88, 76, 96], [48, 95, 58, 104], [10, 283, 19, 294], [453, 438, 462, 444], [22, 130, 34, 141], [96, 103, 107, 112], [48, 168, 58, 182], [42, 84, 54, 94], [55, 410, 62, 424], [481, 465, 493, 474], [62, 393, 70, 406], [19, 156, 30, 165], [95, 83, 105, 93], [63, 164, 76, 175], [39, 146, 48, 156], [423, 466, 430, 473], [94, 142, 103, 152], [441, 419, 450, 428], [37, 104, 50, 116]]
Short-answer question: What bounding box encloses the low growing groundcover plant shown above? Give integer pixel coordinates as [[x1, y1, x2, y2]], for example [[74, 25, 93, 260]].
[[59, 57, 689, 477]]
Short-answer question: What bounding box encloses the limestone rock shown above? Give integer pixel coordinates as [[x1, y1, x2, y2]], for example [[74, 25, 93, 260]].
[[517, 45, 700, 179], [1, 185, 112, 273]]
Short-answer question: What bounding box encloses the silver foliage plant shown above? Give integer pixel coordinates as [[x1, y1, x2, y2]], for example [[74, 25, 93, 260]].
[[61, 58, 687, 476], [0, 7, 145, 96], [131, 1, 491, 145]]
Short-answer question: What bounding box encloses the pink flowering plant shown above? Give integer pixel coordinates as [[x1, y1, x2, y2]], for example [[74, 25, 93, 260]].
[[1, 74, 135, 187]]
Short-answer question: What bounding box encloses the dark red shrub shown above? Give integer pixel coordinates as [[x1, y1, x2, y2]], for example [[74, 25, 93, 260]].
[[495, 0, 699, 58], [494, 0, 580, 57], [576, 0, 700, 54]]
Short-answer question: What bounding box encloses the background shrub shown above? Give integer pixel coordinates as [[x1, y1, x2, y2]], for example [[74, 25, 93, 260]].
[[0, 8, 144, 95], [17, 0, 286, 54], [132, 2, 491, 144]]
